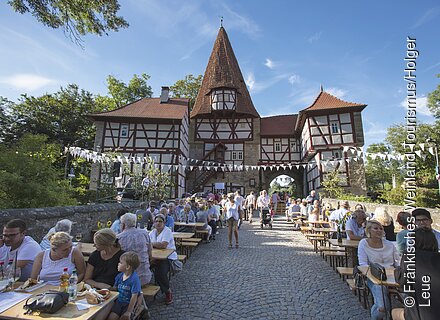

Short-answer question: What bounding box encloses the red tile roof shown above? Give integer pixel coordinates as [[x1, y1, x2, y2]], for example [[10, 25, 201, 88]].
[[88, 98, 189, 121], [191, 27, 259, 118], [295, 90, 366, 132], [261, 115, 297, 136], [304, 91, 366, 111]]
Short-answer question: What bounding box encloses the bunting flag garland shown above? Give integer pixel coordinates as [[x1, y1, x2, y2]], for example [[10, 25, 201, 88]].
[[65, 143, 435, 173]]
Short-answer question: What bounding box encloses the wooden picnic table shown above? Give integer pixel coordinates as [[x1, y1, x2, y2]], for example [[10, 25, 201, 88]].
[[312, 227, 336, 233], [78, 243, 174, 260], [174, 222, 205, 228], [0, 284, 118, 320], [77, 242, 94, 256], [358, 266, 398, 287], [304, 220, 330, 227], [172, 232, 195, 239], [328, 239, 360, 267], [152, 248, 175, 260]]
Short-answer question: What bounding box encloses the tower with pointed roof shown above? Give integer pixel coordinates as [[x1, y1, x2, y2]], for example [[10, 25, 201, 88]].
[[187, 26, 262, 194]]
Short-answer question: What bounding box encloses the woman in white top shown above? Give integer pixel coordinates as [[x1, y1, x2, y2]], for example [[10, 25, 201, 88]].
[[31, 232, 85, 285], [149, 214, 177, 305], [357, 220, 400, 320], [225, 193, 240, 248]]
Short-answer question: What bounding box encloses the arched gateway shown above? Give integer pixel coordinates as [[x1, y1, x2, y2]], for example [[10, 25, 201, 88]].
[[89, 27, 367, 198]]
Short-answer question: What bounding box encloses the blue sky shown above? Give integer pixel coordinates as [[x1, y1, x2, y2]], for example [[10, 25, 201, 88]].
[[1, 0, 439, 148]]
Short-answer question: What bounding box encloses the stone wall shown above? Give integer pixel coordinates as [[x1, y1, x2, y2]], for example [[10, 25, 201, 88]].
[[0, 202, 141, 243], [322, 198, 440, 229]]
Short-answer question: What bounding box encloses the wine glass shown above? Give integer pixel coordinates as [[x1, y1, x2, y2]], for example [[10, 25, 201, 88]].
[[75, 233, 82, 243]]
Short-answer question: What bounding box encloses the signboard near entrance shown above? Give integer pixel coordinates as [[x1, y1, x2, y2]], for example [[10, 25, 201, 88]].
[[215, 182, 225, 191]]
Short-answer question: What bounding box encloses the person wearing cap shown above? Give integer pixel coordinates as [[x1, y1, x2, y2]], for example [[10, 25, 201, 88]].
[[413, 208, 440, 248], [149, 214, 178, 305], [40, 219, 73, 250]]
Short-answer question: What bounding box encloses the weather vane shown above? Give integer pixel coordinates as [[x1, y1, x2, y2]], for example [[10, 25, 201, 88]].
[[219, 16, 223, 27]]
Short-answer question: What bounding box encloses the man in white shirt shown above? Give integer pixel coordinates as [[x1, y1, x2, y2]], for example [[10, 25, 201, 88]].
[[257, 190, 271, 224], [329, 201, 350, 224], [244, 191, 256, 222], [234, 190, 245, 229], [0, 219, 41, 281]]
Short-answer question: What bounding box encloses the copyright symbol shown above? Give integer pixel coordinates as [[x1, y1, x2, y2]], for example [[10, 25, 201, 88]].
[[404, 296, 415, 308]]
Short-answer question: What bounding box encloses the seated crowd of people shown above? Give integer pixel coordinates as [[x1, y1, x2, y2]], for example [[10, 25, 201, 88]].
[[1, 193, 439, 320]]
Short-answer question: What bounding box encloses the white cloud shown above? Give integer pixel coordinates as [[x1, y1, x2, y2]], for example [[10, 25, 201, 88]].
[[1, 74, 55, 91], [363, 117, 388, 143], [400, 95, 432, 116], [245, 72, 255, 91], [308, 31, 322, 43], [326, 87, 347, 98], [220, 3, 261, 39], [412, 7, 440, 29], [245, 73, 292, 94], [288, 74, 301, 85], [264, 58, 275, 69]]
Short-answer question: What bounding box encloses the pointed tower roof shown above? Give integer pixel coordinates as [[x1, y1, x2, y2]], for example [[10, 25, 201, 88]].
[[190, 27, 259, 118]]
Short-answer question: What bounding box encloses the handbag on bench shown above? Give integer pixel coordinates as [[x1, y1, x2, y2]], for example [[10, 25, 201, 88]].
[[370, 263, 387, 281]]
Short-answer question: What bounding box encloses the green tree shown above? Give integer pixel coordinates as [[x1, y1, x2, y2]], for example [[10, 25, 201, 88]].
[[321, 169, 344, 198], [96, 73, 153, 110], [427, 74, 440, 118], [0, 134, 76, 209], [0, 96, 16, 144], [170, 74, 203, 110], [8, 0, 128, 43], [8, 84, 101, 148], [365, 143, 402, 190], [386, 122, 440, 186]]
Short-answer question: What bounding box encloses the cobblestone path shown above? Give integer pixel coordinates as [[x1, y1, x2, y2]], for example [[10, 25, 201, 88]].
[[148, 215, 369, 320]]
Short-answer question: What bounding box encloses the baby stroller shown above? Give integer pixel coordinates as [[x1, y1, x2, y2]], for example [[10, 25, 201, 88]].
[[260, 206, 273, 229]]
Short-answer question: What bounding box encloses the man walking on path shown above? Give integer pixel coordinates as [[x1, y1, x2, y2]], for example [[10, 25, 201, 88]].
[[271, 191, 280, 214], [244, 191, 256, 223]]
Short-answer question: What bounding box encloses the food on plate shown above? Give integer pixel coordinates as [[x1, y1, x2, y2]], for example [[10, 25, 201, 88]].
[[85, 292, 100, 304], [83, 288, 110, 304], [77, 281, 85, 292], [20, 278, 39, 289], [96, 289, 110, 299]]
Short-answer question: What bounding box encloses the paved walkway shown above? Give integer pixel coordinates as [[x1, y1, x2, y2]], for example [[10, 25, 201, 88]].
[[148, 215, 369, 320]]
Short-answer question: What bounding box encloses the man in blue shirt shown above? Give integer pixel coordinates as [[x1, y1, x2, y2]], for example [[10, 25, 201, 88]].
[[345, 210, 367, 240]]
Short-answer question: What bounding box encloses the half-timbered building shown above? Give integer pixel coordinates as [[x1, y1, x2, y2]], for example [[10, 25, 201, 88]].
[[88, 90, 189, 198], [89, 26, 367, 198]]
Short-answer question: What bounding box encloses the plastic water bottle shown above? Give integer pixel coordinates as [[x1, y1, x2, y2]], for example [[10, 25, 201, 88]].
[[6, 259, 14, 286], [68, 269, 78, 301], [0, 261, 5, 279], [59, 267, 69, 293]]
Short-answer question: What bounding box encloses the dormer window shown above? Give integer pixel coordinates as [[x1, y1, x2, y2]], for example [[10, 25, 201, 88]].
[[211, 89, 236, 110]]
